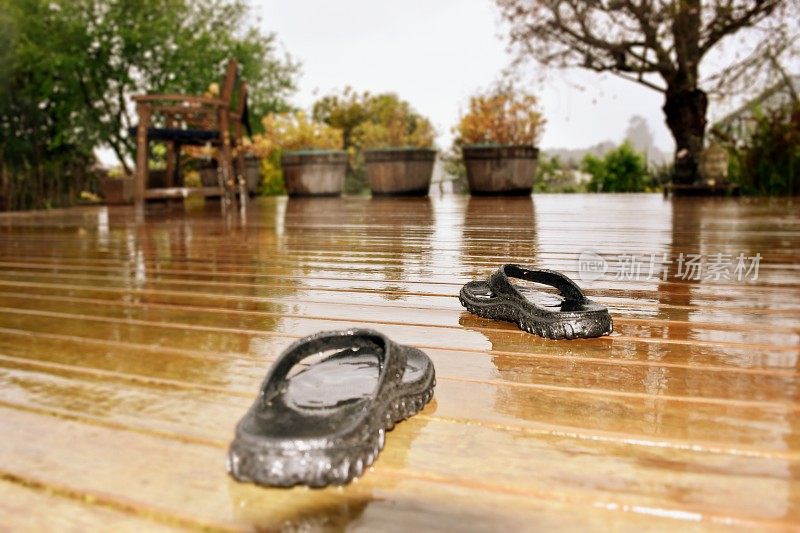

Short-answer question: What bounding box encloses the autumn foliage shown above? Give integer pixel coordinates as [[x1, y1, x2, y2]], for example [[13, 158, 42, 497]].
[[237, 112, 343, 195], [351, 102, 434, 150], [455, 87, 545, 146], [354, 119, 434, 150], [313, 88, 435, 150], [250, 112, 343, 157]]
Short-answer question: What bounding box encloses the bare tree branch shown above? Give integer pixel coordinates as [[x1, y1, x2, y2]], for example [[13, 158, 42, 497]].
[[700, 0, 782, 55], [496, 0, 797, 183], [621, 0, 676, 76], [497, 0, 796, 95]]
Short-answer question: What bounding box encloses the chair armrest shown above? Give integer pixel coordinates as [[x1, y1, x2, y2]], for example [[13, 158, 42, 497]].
[[150, 104, 219, 116], [132, 94, 226, 107]]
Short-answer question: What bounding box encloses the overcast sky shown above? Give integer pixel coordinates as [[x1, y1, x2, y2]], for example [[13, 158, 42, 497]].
[[252, 0, 676, 152]]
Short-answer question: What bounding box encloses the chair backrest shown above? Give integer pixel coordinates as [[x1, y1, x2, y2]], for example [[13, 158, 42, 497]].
[[219, 58, 250, 132], [220, 58, 239, 106], [236, 81, 252, 136]]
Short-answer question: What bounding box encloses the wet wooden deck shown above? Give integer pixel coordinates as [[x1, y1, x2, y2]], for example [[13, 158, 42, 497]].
[[0, 194, 798, 530]]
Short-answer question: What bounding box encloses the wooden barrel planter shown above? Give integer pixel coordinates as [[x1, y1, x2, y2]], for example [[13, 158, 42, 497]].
[[99, 176, 135, 205], [198, 159, 258, 194], [243, 155, 261, 195], [462, 145, 539, 195], [364, 148, 436, 196], [281, 150, 348, 197], [198, 162, 219, 187]]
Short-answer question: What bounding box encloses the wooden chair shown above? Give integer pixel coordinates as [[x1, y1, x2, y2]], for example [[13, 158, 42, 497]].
[[131, 59, 250, 208]]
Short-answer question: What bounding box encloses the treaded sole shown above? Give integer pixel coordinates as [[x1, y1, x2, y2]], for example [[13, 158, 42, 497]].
[[459, 292, 613, 340], [227, 375, 436, 488]]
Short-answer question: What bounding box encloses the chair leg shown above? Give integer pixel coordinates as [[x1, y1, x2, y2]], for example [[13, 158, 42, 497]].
[[165, 141, 175, 188], [236, 151, 246, 204], [220, 140, 235, 205], [134, 104, 151, 209], [174, 142, 183, 187]]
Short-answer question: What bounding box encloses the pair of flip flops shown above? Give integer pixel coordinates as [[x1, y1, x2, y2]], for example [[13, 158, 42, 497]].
[[229, 266, 610, 489], [228, 329, 435, 488], [460, 264, 613, 340]]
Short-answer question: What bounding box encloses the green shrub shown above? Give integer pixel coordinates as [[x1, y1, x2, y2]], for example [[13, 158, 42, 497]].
[[727, 103, 799, 196], [259, 150, 287, 196], [649, 162, 674, 189], [581, 142, 649, 192], [535, 154, 585, 193]]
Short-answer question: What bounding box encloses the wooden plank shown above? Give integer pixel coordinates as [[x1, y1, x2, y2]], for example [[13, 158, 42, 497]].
[[0, 321, 797, 408], [0, 272, 797, 334], [1, 226, 797, 258], [1, 354, 798, 458], [0, 258, 798, 299], [0, 302, 795, 376], [0, 284, 796, 337], [2, 393, 797, 529], [144, 186, 223, 199], [0, 479, 180, 532], [0, 194, 798, 528], [0, 269, 797, 316], [1, 275, 799, 328], [0, 407, 718, 531]]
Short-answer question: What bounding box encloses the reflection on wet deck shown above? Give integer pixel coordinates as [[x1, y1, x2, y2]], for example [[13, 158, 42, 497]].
[[0, 194, 798, 530]]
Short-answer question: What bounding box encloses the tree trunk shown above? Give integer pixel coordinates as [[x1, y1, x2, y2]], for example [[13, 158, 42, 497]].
[[663, 88, 707, 185]]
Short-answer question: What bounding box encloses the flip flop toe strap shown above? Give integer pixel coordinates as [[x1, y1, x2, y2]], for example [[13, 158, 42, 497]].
[[259, 329, 407, 407], [489, 264, 589, 303]]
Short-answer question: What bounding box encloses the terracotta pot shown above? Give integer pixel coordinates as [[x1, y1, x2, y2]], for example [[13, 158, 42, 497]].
[[100, 176, 134, 205], [364, 148, 436, 196], [462, 145, 539, 195], [281, 150, 347, 197]]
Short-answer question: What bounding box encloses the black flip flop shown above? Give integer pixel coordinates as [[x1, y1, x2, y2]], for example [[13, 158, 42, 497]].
[[228, 329, 435, 487], [459, 264, 613, 340]]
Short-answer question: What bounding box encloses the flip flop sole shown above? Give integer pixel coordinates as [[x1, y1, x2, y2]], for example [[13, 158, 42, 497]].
[[227, 347, 435, 488], [460, 282, 613, 340]]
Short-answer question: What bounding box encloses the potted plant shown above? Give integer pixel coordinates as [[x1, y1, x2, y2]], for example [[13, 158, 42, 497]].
[[356, 106, 437, 196], [187, 149, 258, 194], [231, 139, 266, 195], [99, 167, 135, 204], [198, 161, 219, 187], [254, 112, 346, 196], [455, 86, 545, 195], [242, 154, 261, 194]]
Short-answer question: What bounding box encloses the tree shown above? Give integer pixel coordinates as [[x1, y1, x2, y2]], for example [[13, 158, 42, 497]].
[[625, 115, 654, 156], [0, 0, 99, 209], [727, 102, 800, 195], [496, 0, 797, 185], [0, 0, 298, 177]]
